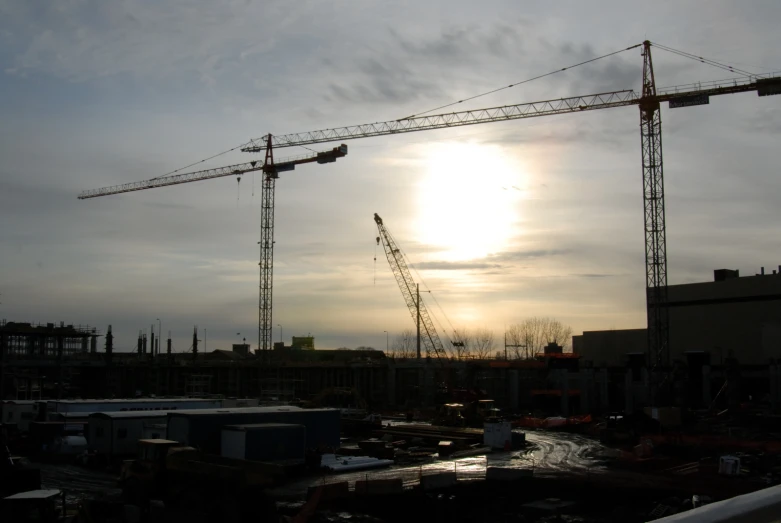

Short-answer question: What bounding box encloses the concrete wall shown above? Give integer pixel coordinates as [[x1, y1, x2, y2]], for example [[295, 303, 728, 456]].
[[666, 272, 781, 365], [573, 329, 647, 366], [574, 272, 781, 366]]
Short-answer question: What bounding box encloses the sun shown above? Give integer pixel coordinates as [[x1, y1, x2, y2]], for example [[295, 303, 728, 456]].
[[415, 142, 526, 262]]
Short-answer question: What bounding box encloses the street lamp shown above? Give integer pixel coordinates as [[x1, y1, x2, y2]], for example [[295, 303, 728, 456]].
[[383, 330, 389, 353], [277, 324, 283, 344]]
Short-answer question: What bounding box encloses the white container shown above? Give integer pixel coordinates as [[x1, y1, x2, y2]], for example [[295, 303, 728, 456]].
[[719, 455, 741, 476], [483, 420, 512, 450]]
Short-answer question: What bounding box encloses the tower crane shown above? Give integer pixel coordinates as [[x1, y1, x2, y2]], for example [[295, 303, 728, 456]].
[[240, 41, 781, 386], [374, 213, 448, 363], [79, 141, 348, 354]]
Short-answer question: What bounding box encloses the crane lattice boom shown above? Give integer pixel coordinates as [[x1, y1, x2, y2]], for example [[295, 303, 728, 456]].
[[78, 146, 347, 199], [374, 213, 447, 362], [242, 74, 779, 153]]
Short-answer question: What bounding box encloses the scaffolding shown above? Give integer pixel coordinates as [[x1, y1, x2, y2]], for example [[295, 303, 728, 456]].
[[0, 320, 100, 359], [259, 377, 302, 405], [185, 374, 212, 397]]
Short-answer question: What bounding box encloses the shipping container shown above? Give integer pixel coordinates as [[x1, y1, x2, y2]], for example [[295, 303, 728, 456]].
[[167, 406, 340, 454], [221, 423, 306, 462]]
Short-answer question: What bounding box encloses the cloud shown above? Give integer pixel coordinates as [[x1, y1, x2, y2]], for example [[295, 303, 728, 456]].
[[412, 260, 503, 271]]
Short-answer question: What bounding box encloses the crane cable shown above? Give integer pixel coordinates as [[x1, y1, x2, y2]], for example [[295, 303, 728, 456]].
[[149, 142, 251, 180], [650, 42, 758, 77], [398, 42, 643, 120]]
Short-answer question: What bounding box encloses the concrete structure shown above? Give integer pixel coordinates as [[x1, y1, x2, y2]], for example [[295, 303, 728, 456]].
[[291, 336, 315, 350], [656, 483, 781, 522], [574, 268, 781, 366], [667, 268, 781, 365], [573, 329, 647, 366], [88, 411, 169, 457]]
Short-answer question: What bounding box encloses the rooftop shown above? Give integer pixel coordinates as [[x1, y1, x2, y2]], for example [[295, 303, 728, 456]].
[[223, 423, 304, 431], [50, 398, 218, 405], [168, 406, 340, 417], [4, 489, 61, 501], [90, 411, 170, 419]]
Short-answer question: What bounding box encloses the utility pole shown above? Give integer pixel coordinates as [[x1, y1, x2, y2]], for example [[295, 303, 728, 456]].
[[504, 331, 526, 360], [416, 284, 421, 360], [192, 326, 198, 361]]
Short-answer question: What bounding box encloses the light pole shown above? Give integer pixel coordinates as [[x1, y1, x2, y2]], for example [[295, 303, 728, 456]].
[[156, 318, 161, 355], [383, 330, 389, 353], [277, 324, 282, 344]]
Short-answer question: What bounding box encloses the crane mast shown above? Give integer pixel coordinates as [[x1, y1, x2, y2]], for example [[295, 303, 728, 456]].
[[243, 46, 779, 399], [79, 140, 348, 355], [639, 41, 670, 373], [374, 213, 448, 362]]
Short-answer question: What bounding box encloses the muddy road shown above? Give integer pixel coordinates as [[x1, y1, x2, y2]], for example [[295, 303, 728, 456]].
[[38, 463, 121, 504], [272, 431, 609, 498]]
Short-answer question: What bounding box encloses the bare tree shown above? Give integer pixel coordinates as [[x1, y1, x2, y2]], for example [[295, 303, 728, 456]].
[[390, 329, 416, 359], [472, 328, 495, 359], [506, 317, 573, 359], [451, 328, 472, 360]]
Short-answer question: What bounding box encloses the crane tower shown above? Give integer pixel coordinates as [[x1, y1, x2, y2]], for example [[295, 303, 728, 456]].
[[80, 141, 348, 353], [241, 42, 780, 395]]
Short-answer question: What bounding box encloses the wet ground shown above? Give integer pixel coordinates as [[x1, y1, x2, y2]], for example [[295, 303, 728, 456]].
[[38, 462, 121, 504], [271, 431, 609, 498]]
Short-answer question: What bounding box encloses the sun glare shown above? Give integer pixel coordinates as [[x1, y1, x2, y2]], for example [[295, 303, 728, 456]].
[[415, 142, 526, 262]]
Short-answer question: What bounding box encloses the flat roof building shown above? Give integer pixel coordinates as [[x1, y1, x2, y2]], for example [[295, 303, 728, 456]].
[[574, 267, 781, 366]]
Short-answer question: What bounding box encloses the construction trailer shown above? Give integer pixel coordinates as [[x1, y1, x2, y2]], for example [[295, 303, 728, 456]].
[[221, 423, 306, 463], [45, 398, 224, 419], [1, 400, 38, 432], [88, 411, 170, 458], [167, 406, 340, 454]]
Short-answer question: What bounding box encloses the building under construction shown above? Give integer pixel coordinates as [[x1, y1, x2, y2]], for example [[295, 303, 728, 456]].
[[3, 265, 781, 418]]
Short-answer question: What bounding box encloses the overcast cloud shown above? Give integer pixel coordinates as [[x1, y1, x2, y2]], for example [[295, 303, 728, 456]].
[[1, 0, 780, 352]]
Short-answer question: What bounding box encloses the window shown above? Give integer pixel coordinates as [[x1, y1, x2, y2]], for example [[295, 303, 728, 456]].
[[95, 427, 105, 438], [117, 428, 127, 439]]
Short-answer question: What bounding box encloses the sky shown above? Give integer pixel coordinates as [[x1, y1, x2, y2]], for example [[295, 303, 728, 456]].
[[1, 1, 780, 354]]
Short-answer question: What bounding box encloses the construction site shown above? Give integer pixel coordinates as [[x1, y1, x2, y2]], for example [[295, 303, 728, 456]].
[[2, 35, 781, 523]]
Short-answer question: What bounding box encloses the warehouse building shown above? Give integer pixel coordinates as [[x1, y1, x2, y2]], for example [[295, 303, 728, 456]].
[[166, 406, 340, 454], [574, 267, 781, 366]]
